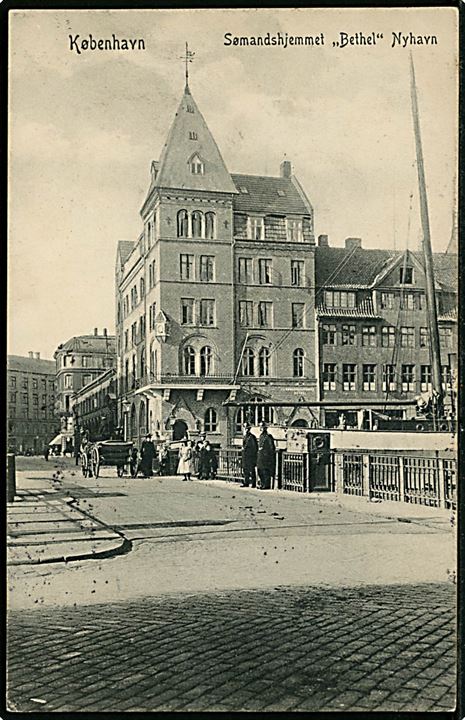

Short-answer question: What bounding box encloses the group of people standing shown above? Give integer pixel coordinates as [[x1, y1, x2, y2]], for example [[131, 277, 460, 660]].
[[177, 434, 218, 482], [241, 421, 276, 490]]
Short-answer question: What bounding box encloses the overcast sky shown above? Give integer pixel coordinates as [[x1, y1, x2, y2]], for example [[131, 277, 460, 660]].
[[8, 8, 457, 360]]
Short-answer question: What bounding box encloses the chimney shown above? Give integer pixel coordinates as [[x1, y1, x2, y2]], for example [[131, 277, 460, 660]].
[[28, 351, 34, 358], [103, 328, 108, 337], [94, 328, 98, 336], [34, 352, 40, 359], [345, 237, 362, 250], [280, 160, 292, 178], [318, 234, 329, 247]]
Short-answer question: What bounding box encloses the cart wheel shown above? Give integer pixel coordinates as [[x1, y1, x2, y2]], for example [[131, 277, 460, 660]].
[[92, 447, 100, 479], [81, 456, 88, 477], [117, 465, 124, 478]]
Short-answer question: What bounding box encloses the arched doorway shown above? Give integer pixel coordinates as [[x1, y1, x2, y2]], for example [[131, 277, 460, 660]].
[[291, 419, 309, 428], [173, 419, 188, 441]]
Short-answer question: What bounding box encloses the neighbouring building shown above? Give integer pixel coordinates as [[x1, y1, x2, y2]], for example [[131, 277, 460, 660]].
[[315, 236, 457, 427], [71, 368, 117, 443], [115, 81, 318, 447], [7, 353, 58, 453]]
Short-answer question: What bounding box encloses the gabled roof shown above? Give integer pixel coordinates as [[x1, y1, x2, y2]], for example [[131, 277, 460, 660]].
[[117, 240, 135, 265], [315, 246, 457, 290], [56, 335, 116, 355], [231, 174, 312, 215], [154, 86, 237, 194], [8, 355, 55, 375]]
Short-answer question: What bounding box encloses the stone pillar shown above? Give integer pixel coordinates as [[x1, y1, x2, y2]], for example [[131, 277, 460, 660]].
[[7, 454, 16, 503], [362, 453, 370, 498]]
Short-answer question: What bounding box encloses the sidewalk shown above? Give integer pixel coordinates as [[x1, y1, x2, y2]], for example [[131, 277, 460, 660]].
[[7, 472, 128, 565]]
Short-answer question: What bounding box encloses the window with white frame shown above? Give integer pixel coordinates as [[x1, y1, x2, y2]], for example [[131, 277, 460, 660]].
[[291, 260, 304, 287], [292, 303, 305, 328], [239, 301, 253, 327], [204, 407, 218, 432], [381, 326, 395, 347], [205, 212, 215, 240], [183, 346, 196, 375], [190, 154, 204, 175], [258, 301, 272, 328], [323, 363, 336, 391], [382, 364, 396, 392], [420, 327, 429, 347], [324, 290, 356, 308], [180, 254, 194, 280], [293, 348, 304, 378], [380, 292, 395, 309], [238, 257, 253, 284], [192, 211, 203, 237], [64, 374, 72, 389], [199, 299, 215, 326], [258, 347, 271, 377], [400, 326, 415, 348], [342, 364, 356, 391], [258, 259, 272, 285], [341, 324, 356, 346], [200, 255, 215, 282], [200, 346, 213, 376], [362, 364, 376, 391], [181, 298, 194, 325], [287, 218, 303, 242], [249, 216, 264, 240], [242, 347, 255, 376], [322, 324, 336, 345], [420, 365, 432, 392], [401, 364, 415, 392], [362, 326, 377, 347]]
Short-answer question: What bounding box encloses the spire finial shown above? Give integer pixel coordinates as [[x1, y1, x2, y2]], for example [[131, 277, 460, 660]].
[[180, 42, 195, 91]]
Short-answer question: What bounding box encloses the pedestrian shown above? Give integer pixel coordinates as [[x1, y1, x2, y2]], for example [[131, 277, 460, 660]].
[[158, 444, 169, 476], [257, 421, 276, 490], [241, 423, 258, 488], [194, 432, 207, 477], [130, 446, 139, 477], [44, 446, 50, 462], [198, 441, 217, 479], [178, 438, 193, 481], [140, 434, 156, 478]]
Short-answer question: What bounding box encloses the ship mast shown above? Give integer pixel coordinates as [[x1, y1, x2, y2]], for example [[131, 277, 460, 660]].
[[409, 54, 443, 419]]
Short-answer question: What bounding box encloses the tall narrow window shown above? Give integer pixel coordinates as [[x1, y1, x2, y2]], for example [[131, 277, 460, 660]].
[[238, 257, 253, 283], [382, 364, 396, 392], [200, 256, 215, 282], [190, 154, 204, 175], [181, 298, 194, 325], [381, 326, 395, 347], [64, 374, 72, 389], [199, 299, 215, 326], [293, 348, 304, 378], [400, 266, 414, 284], [258, 347, 270, 377], [204, 408, 218, 432], [242, 348, 255, 376], [205, 212, 215, 240], [258, 259, 272, 285], [322, 324, 336, 345], [183, 346, 196, 375], [292, 303, 305, 328], [323, 363, 336, 391], [342, 364, 356, 391], [362, 364, 376, 391], [140, 278, 145, 298], [420, 365, 432, 392], [362, 326, 377, 347], [401, 364, 415, 392], [192, 211, 203, 237], [180, 254, 194, 280], [287, 219, 303, 242], [177, 210, 188, 238], [380, 292, 395, 309], [420, 327, 429, 347], [291, 260, 304, 287], [400, 327, 415, 348], [249, 217, 264, 240], [342, 325, 356, 346], [200, 346, 213, 376], [239, 301, 253, 327], [258, 302, 272, 328]]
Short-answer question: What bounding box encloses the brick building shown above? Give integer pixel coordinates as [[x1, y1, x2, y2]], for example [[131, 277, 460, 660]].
[[115, 82, 318, 447], [315, 236, 457, 427], [7, 353, 58, 453], [71, 369, 117, 442]]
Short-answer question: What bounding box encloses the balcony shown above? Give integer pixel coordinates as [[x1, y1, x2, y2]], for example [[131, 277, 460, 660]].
[[119, 372, 238, 395]]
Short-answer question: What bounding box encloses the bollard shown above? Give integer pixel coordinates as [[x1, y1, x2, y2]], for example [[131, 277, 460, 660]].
[[7, 453, 16, 503]]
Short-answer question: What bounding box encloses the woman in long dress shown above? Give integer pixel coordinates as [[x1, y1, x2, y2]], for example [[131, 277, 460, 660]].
[[177, 439, 193, 481]]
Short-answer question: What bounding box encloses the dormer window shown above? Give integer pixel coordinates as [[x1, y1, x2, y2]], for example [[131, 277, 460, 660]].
[[186, 104, 195, 114], [190, 153, 204, 175], [400, 266, 414, 284], [248, 216, 264, 241], [239, 186, 249, 194], [189, 131, 198, 140], [277, 189, 285, 197]]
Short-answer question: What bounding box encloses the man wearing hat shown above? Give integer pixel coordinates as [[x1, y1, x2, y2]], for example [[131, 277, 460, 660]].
[[241, 423, 258, 488], [257, 421, 276, 490], [194, 432, 207, 478]]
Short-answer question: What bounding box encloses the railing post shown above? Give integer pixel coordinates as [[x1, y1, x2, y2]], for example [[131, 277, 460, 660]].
[[7, 453, 16, 503], [437, 457, 445, 508], [362, 453, 370, 498], [334, 452, 343, 494], [399, 456, 405, 503]]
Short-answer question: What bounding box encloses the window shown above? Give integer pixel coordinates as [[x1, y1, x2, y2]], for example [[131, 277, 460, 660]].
[[238, 257, 253, 284], [83, 374, 92, 387], [258, 259, 272, 285], [140, 314, 146, 337], [192, 211, 203, 237], [362, 326, 377, 347], [235, 397, 275, 432], [400, 266, 414, 284], [322, 324, 336, 345], [242, 348, 255, 376], [239, 301, 253, 327], [239, 186, 248, 194], [189, 131, 198, 140], [204, 408, 218, 432], [22, 392, 29, 404], [32, 378, 38, 389], [292, 303, 305, 328], [287, 218, 303, 242], [439, 327, 453, 349], [322, 363, 336, 391], [140, 278, 145, 298], [400, 327, 415, 348], [200, 255, 215, 282], [64, 374, 72, 389], [249, 216, 264, 240], [180, 254, 194, 280], [380, 292, 394, 309], [190, 154, 204, 175], [205, 212, 215, 240], [183, 346, 196, 375], [324, 291, 356, 308], [420, 327, 429, 348], [258, 347, 270, 377], [32, 394, 39, 406], [401, 364, 415, 392], [10, 376, 16, 388], [150, 302, 156, 330], [22, 377, 28, 388], [258, 301, 272, 328], [82, 356, 91, 368], [382, 364, 396, 392], [177, 210, 188, 238], [293, 348, 304, 378], [131, 322, 137, 345], [342, 325, 356, 346], [196, 299, 213, 327], [420, 365, 432, 392], [381, 326, 396, 347], [181, 298, 194, 325], [291, 260, 304, 287], [441, 366, 452, 391], [362, 364, 376, 392], [10, 392, 17, 403], [342, 364, 356, 391], [186, 104, 194, 114], [124, 330, 129, 350], [200, 346, 213, 376]]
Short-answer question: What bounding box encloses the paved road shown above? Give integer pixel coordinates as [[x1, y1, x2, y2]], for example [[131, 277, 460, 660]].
[[7, 583, 455, 713]]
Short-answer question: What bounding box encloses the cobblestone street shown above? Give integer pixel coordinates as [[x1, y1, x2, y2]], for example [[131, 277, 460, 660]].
[[7, 582, 455, 713]]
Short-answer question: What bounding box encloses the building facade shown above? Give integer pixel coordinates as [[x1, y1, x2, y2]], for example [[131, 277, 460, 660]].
[[115, 83, 318, 447], [7, 353, 58, 453], [71, 369, 117, 443], [315, 237, 457, 427]]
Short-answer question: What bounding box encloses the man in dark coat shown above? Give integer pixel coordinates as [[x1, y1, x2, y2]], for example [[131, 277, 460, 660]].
[[241, 423, 258, 488], [257, 422, 276, 490], [140, 434, 156, 478]]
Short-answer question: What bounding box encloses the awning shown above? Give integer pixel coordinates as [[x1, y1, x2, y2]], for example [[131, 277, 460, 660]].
[[49, 434, 62, 446]]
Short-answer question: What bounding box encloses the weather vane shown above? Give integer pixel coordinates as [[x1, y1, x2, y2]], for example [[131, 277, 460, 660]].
[[180, 42, 195, 89]]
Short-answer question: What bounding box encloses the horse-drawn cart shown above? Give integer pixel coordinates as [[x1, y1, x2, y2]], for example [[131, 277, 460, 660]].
[[81, 440, 134, 478]]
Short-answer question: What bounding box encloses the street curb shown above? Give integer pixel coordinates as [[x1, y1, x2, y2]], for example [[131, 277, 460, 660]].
[[7, 536, 133, 567]]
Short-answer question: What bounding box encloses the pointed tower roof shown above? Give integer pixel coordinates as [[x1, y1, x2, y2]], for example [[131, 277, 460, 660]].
[[154, 86, 238, 194]]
